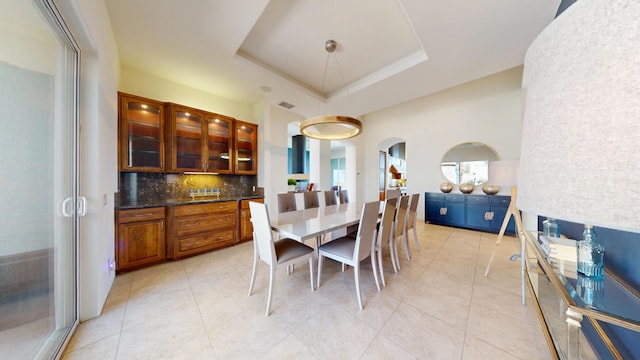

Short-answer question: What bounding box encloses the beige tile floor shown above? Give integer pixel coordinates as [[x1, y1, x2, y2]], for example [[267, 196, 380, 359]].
[[62, 223, 551, 359]]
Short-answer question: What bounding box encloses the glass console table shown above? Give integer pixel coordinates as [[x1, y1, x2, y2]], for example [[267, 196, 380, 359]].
[[523, 230, 640, 359]]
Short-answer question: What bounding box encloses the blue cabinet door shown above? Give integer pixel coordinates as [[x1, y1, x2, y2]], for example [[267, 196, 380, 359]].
[[466, 196, 491, 231], [467, 204, 491, 231], [445, 202, 466, 227], [489, 196, 516, 234], [425, 193, 445, 225], [426, 201, 444, 224]]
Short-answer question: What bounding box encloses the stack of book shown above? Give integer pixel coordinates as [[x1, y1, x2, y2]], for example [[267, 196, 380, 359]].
[[538, 235, 577, 261], [538, 234, 578, 277]]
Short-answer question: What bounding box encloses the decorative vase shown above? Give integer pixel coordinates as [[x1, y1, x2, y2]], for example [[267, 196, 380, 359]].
[[543, 218, 561, 237], [459, 183, 474, 194], [577, 225, 605, 278], [440, 182, 453, 193], [482, 183, 499, 195]]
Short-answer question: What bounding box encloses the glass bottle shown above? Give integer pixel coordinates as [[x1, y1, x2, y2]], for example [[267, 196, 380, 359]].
[[576, 274, 605, 309], [543, 218, 561, 237], [577, 225, 605, 278]]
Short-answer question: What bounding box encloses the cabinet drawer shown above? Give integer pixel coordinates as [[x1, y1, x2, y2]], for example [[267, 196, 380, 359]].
[[173, 201, 237, 217], [445, 194, 465, 203], [178, 229, 235, 252], [490, 196, 510, 206], [466, 195, 489, 205], [426, 193, 445, 201], [175, 213, 236, 235], [118, 207, 165, 223]]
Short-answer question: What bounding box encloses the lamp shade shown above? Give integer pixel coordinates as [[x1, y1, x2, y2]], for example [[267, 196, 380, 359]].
[[516, 1, 640, 233], [488, 160, 519, 187]]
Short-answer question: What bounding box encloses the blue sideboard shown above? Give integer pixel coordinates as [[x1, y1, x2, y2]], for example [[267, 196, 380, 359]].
[[424, 192, 516, 235]]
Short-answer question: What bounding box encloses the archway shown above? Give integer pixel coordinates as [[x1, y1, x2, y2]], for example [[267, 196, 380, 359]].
[[378, 137, 406, 200]]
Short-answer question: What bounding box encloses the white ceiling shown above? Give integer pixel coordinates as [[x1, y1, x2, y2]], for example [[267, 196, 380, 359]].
[[106, 0, 560, 120]]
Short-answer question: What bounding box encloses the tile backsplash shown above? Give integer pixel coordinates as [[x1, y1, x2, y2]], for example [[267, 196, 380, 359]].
[[117, 172, 259, 203]]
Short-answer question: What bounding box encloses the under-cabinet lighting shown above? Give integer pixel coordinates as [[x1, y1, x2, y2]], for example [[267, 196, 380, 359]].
[[184, 172, 219, 175]]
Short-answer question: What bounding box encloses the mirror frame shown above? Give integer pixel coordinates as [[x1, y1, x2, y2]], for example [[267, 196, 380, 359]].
[[440, 142, 499, 185]]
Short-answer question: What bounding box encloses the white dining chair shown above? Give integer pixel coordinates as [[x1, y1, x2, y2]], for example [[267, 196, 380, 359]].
[[392, 195, 410, 269], [406, 193, 421, 251], [248, 201, 315, 316], [386, 189, 401, 200], [317, 201, 381, 310], [277, 193, 297, 213], [324, 190, 338, 206], [375, 197, 398, 287], [338, 189, 349, 204], [303, 191, 320, 209]]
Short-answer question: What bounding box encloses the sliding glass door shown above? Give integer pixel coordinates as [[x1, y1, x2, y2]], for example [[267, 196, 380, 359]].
[[0, 0, 79, 358]]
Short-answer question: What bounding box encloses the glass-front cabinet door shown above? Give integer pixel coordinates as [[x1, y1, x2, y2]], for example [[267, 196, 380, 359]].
[[234, 120, 258, 174], [167, 104, 204, 172], [205, 113, 233, 174], [118, 93, 165, 171]]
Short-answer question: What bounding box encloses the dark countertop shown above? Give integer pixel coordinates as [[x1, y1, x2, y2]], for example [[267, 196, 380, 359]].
[[115, 195, 264, 210]]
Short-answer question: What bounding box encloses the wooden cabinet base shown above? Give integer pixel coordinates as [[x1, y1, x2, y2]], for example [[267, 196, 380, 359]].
[[239, 198, 263, 242], [116, 207, 166, 272], [167, 201, 237, 259]]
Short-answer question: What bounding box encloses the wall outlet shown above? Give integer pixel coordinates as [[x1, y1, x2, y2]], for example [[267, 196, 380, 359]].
[[108, 258, 116, 272]]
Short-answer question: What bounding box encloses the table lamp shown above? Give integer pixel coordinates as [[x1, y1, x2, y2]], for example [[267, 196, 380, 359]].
[[483, 160, 523, 277]]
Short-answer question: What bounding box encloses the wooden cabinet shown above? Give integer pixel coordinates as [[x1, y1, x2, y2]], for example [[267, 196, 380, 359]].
[[239, 198, 263, 242], [118, 92, 165, 172], [166, 103, 234, 173], [424, 192, 516, 234], [205, 113, 234, 174], [166, 103, 204, 172], [167, 201, 237, 259], [116, 207, 166, 272], [118, 93, 257, 175], [234, 120, 258, 175]]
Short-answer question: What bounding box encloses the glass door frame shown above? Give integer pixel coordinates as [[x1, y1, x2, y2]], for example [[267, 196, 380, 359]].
[[36, 0, 81, 357]]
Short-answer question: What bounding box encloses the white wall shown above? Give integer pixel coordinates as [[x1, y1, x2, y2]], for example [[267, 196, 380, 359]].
[[361, 67, 525, 219], [119, 66, 253, 122], [56, 0, 120, 320]]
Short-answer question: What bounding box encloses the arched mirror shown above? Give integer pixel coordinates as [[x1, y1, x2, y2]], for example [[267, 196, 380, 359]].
[[441, 142, 499, 185]]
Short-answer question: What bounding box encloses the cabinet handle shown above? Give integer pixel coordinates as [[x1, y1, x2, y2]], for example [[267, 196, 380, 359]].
[[439, 207, 447, 216], [184, 222, 199, 227], [161, 222, 164, 231], [133, 213, 153, 217], [484, 211, 495, 221]]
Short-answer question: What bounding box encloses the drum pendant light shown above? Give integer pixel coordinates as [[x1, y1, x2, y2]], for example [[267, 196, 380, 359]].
[[299, 40, 362, 140]]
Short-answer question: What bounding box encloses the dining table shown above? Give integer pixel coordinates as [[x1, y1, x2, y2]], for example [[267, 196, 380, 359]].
[[271, 202, 384, 249]]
